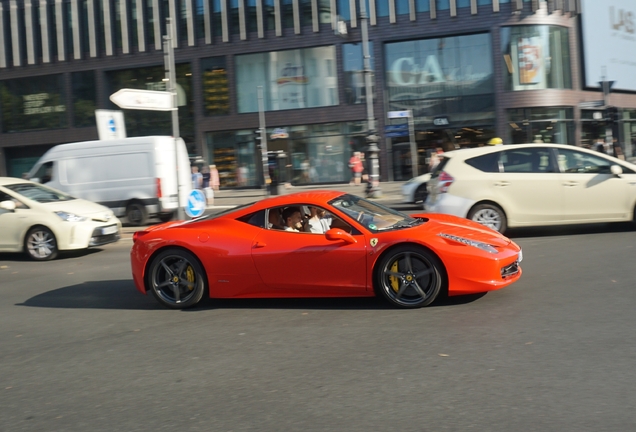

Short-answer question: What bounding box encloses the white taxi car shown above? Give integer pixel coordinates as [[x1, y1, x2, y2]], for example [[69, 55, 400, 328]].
[[0, 177, 121, 260], [401, 173, 431, 204], [424, 144, 636, 234]]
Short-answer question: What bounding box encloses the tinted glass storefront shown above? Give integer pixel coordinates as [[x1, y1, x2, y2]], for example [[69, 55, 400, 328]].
[[205, 122, 368, 188], [235, 46, 339, 113], [385, 33, 495, 180], [501, 25, 571, 91], [507, 107, 574, 144], [1, 74, 67, 133]]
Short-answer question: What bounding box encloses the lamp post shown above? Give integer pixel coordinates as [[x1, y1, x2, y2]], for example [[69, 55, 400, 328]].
[[359, 0, 381, 198]]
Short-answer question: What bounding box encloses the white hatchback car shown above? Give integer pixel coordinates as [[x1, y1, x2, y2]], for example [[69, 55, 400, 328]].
[[401, 173, 431, 204], [0, 177, 122, 260], [424, 144, 636, 233]]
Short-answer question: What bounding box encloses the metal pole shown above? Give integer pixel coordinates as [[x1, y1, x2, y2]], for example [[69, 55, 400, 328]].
[[408, 109, 417, 177], [257, 86, 271, 194], [360, 0, 381, 198], [163, 18, 184, 220]]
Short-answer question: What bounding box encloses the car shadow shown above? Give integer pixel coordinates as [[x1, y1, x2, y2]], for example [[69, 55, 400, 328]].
[[0, 248, 102, 262], [506, 221, 636, 239], [17, 280, 486, 311]]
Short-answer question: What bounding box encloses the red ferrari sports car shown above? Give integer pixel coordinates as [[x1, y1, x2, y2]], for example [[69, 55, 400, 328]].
[[130, 191, 522, 309]]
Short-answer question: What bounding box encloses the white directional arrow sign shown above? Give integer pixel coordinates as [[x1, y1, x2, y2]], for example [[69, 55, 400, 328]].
[[109, 89, 174, 111]]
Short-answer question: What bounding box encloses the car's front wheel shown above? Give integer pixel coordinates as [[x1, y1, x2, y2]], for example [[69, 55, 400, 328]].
[[414, 184, 428, 203], [468, 203, 507, 234], [25, 226, 58, 261], [375, 246, 443, 308], [147, 249, 207, 309]]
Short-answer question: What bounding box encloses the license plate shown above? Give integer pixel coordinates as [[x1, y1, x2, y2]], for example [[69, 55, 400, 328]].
[[102, 225, 118, 235]]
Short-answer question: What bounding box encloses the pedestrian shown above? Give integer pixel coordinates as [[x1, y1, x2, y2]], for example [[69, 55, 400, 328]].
[[237, 164, 249, 187], [209, 164, 220, 191], [349, 152, 364, 185], [191, 166, 203, 190], [594, 138, 606, 154]]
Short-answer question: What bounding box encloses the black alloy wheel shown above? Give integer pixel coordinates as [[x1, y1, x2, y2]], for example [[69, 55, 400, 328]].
[[147, 249, 207, 309], [375, 246, 443, 308]]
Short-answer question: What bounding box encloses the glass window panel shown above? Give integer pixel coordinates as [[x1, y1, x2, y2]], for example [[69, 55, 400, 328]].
[[501, 25, 572, 91], [396, 0, 409, 15], [319, 0, 331, 24], [342, 42, 375, 105], [0, 75, 67, 133], [202, 56, 230, 115], [213, 0, 223, 36], [457, 0, 470, 8], [264, 0, 275, 31], [282, 0, 293, 27], [229, 0, 240, 34], [376, 0, 389, 17], [72, 71, 97, 127], [436, 0, 449, 10], [477, 0, 492, 5], [415, 0, 430, 12], [301, 0, 312, 27], [246, 0, 258, 33], [236, 46, 339, 113], [385, 33, 494, 122], [337, 0, 351, 20]]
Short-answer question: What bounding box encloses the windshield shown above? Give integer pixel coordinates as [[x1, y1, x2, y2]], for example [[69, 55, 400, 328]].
[[329, 194, 425, 232], [4, 182, 75, 203]]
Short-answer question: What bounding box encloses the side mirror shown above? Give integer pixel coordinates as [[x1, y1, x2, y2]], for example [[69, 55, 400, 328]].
[[325, 228, 357, 244], [610, 165, 623, 176], [0, 200, 16, 211]]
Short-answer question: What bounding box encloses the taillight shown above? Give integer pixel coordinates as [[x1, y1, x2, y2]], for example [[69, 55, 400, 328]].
[[156, 178, 162, 198], [438, 171, 454, 193]]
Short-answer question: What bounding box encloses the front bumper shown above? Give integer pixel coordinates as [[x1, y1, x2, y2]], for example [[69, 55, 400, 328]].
[[56, 220, 122, 251]]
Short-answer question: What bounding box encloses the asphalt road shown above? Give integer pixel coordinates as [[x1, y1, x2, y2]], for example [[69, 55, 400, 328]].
[[1, 219, 636, 431]]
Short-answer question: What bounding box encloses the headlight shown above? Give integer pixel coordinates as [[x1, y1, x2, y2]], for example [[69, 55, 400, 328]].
[[54, 211, 87, 222], [438, 233, 498, 254]]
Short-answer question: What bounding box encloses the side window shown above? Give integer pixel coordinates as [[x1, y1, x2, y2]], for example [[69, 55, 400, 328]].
[[0, 192, 27, 209], [465, 153, 500, 173], [238, 210, 266, 228], [556, 149, 612, 174], [31, 162, 54, 183], [500, 148, 555, 173]]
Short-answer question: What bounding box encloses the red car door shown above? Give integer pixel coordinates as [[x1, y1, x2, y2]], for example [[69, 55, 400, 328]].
[[251, 229, 368, 297]]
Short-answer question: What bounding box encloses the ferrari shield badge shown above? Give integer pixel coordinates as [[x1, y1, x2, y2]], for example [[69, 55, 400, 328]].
[[370, 238, 378, 247]]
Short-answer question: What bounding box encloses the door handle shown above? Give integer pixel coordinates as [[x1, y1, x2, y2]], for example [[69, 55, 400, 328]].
[[494, 181, 509, 187], [253, 241, 266, 248], [563, 181, 578, 187]]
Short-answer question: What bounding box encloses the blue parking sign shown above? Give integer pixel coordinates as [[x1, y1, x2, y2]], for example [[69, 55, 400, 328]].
[[185, 189, 207, 218]]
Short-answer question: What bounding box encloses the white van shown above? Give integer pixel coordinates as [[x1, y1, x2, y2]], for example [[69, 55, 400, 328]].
[[28, 136, 192, 225]]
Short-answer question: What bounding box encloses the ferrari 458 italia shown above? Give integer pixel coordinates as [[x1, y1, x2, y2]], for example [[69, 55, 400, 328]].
[[130, 191, 522, 309]]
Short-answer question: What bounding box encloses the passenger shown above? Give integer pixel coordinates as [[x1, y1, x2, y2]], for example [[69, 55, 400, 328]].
[[282, 206, 303, 232], [306, 206, 332, 234], [268, 209, 285, 230]]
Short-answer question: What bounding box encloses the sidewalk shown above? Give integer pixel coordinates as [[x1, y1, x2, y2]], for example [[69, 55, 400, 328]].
[[208, 181, 405, 208]]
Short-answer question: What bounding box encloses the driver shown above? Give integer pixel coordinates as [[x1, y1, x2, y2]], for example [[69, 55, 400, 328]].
[[282, 206, 304, 232]]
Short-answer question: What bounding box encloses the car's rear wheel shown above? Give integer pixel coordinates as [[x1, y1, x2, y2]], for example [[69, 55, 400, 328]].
[[147, 249, 206, 309], [126, 202, 147, 226], [468, 203, 507, 234], [25, 226, 58, 261], [375, 246, 443, 308], [414, 184, 428, 203]]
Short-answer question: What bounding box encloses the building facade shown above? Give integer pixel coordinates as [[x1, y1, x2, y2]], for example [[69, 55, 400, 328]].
[[1, 0, 636, 186]]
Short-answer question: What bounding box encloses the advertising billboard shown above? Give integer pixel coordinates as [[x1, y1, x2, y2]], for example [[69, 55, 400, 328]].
[[581, 0, 636, 91]]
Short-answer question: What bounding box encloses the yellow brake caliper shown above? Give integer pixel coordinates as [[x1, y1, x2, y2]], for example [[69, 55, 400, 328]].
[[389, 260, 399, 292], [186, 266, 195, 290]]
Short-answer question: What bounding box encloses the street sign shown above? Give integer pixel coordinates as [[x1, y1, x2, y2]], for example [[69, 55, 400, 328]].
[[109, 89, 174, 111], [185, 189, 207, 218], [384, 124, 409, 132], [95, 109, 126, 140], [578, 100, 604, 109], [385, 130, 409, 138], [387, 110, 411, 119]]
